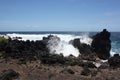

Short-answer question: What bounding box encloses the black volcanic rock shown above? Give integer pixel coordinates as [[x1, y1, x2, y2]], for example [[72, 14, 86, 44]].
[[70, 38, 93, 55], [0, 32, 111, 66], [69, 38, 98, 61], [43, 35, 54, 40], [81, 67, 91, 76], [39, 52, 66, 64], [0, 37, 49, 60], [79, 61, 96, 68], [91, 29, 111, 60], [108, 54, 120, 68], [0, 69, 19, 80]]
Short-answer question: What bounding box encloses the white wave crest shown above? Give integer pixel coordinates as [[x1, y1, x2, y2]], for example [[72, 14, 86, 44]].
[[5, 33, 120, 57], [80, 33, 92, 45], [7, 33, 49, 41], [7, 33, 93, 57], [47, 36, 80, 57], [7, 33, 92, 44], [110, 49, 120, 57]]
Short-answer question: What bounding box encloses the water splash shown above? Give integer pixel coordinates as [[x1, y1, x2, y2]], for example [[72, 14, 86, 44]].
[[47, 36, 80, 57], [7, 33, 93, 57]]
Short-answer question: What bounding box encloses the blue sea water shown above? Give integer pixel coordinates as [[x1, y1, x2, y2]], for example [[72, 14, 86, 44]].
[[110, 32, 120, 55], [0, 31, 120, 56]]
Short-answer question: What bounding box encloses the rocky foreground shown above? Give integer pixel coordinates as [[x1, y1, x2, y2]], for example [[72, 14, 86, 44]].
[[0, 58, 120, 80], [0, 29, 120, 80]]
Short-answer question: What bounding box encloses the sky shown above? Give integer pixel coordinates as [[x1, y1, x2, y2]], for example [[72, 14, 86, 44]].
[[0, 0, 120, 31]]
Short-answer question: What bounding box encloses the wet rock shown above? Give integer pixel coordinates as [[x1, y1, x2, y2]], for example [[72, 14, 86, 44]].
[[0, 69, 19, 80], [91, 29, 111, 60], [70, 38, 93, 55], [43, 35, 54, 40], [108, 54, 120, 68], [12, 37, 22, 40]]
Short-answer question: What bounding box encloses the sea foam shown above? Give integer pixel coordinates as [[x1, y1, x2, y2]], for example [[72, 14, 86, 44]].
[[7, 33, 118, 57], [7, 33, 92, 57], [47, 36, 80, 57]]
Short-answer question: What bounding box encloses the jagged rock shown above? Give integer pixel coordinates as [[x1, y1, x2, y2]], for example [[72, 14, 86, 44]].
[[108, 54, 120, 68], [47, 36, 60, 49], [0, 37, 49, 59], [43, 35, 54, 40], [70, 38, 97, 61], [91, 29, 111, 60], [0, 33, 112, 67], [64, 56, 81, 66], [0, 69, 19, 80], [39, 52, 65, 64], [70, 38, 93, 55]]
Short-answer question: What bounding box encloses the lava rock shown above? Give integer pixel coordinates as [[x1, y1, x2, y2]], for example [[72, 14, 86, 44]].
[[39, 52, 65, 64], [66, 69, 75, 74], [0, 69, 19, 80], [70, 38, 93, 55], [43, 35, 54, 40], [81, 67, 91, 76], [99, 62, 109, 69], [60, 68, 75, 74], [79, 61, 96, 68], [91, 29, 111, 60], [108, 54, 120, 68]]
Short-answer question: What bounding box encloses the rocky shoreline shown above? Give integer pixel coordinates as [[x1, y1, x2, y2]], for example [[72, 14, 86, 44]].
[[0, 29, 120, 80]]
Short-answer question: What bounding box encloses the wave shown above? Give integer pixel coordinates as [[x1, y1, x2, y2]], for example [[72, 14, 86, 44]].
[[7, 33, 49, 41], [7, 33, 92, 44], [6, 33, 119, 57], [47, 36, 80, 57], [7, 33, 92, 57]]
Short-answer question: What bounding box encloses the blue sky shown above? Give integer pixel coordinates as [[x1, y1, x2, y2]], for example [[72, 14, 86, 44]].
[[0, 0, 120, 31]]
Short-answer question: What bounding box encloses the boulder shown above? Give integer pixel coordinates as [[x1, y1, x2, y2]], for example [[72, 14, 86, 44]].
[[99, 62, 109, 69], [43, 35, 54, 40], [108, 54, 120, 68], [70, 38, 98, 61], [70, 38, 93, 55], [81, 67, 91, 76], [39, 52, 65, 64], [60, 68, 75, 74], [91, 29, 111, 60], [0, 69, 19, 80], [79, 61, 96, 68]]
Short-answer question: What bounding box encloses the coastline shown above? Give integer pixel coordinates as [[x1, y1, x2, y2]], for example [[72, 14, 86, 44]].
[[0, 30, 120, 80]]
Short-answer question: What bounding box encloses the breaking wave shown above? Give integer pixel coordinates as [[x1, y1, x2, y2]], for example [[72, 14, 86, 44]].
[[6, 33, 119, 57], [7, 33, 92, 57]]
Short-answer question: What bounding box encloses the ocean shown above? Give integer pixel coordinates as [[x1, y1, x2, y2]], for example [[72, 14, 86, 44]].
[[0, 31, 120, 57]]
